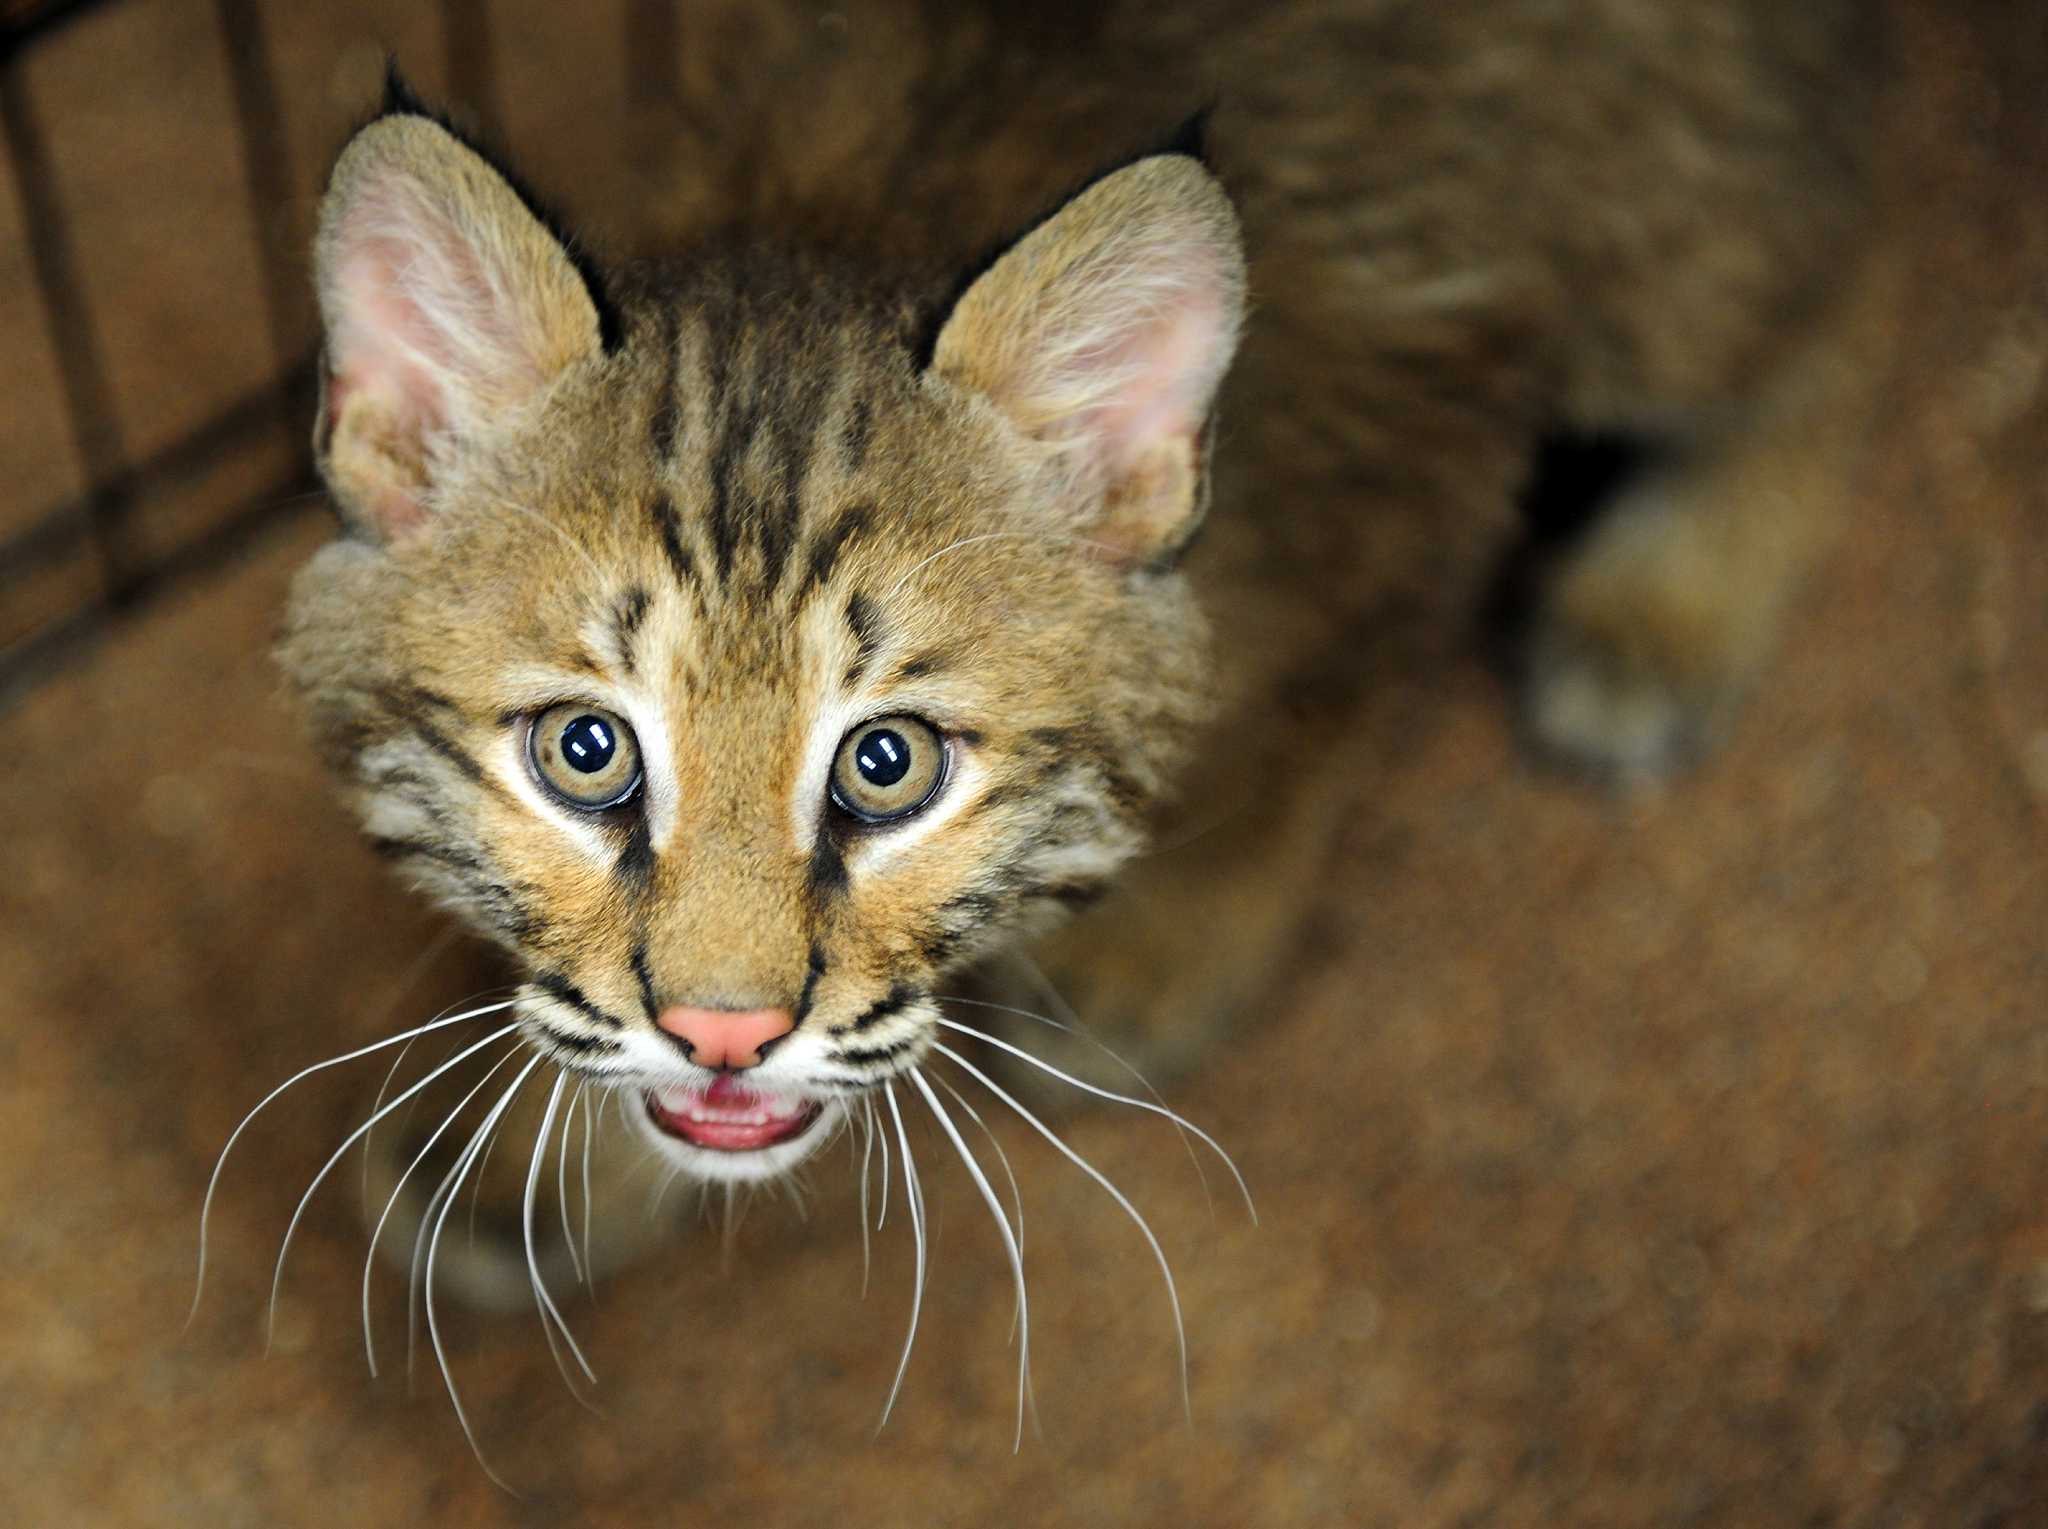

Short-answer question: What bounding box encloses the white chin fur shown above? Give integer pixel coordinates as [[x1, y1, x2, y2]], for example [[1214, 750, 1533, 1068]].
[[628, 1093, 845, 1184]]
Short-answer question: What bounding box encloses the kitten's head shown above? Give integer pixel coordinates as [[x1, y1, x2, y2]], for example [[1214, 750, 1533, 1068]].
[[280, 107, 1245, 1182]]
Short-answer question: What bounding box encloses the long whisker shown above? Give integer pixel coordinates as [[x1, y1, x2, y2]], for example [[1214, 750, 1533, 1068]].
[[426, 1052, 547, 1490], [856, 1097, 876, 1297], [928, 1072, 1027, 1333], [876, 1081, 927, 1431], [580, 1081, 598, 1288], [884, 529, 1122, 601], [934, 1040, 1195, 1422], [192, 997, 518, 1321], [267, 1021, 525, 1345], [555, 1078, 585, 1288], [523, 1071, 598, 1396], [875, 1092, 893, 1231], [361, 1041, 524, 1377], [356, 956, 495, 1205], [909, 1069, 1031, 1451], [935, 1017, 1254, 1222], [957, 967, 1214, 1207]]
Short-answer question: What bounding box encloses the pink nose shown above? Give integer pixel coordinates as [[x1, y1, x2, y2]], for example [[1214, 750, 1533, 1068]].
[[654, 1005, 795, 1070]]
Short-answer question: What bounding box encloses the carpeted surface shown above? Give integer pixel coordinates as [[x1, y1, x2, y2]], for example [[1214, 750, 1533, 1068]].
[[3, 2, 2046, 1523]]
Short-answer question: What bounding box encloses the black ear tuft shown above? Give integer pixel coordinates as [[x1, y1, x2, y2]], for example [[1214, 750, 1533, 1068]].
[[911, 107, 1228, 370], [381, 57, 428, 120], [1156, 106, 1216, 168], [351, 63, 623, 355]]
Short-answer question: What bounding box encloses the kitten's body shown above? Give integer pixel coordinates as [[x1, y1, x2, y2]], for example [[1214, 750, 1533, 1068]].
[[279, 1, 1883, 1299]]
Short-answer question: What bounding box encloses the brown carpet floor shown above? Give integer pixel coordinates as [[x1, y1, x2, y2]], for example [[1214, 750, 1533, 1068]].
[[4, 1, 2046, 1524]]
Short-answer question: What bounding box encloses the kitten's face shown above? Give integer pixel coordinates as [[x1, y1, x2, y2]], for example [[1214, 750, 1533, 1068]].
[[281, 112, 1242, 1183]]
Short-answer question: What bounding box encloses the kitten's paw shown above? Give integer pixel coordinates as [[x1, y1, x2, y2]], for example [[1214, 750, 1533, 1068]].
[[1518, 485, 1770, 787], [1520, 613, 1724, 786]]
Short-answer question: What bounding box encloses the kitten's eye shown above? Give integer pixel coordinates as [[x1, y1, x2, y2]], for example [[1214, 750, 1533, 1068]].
[[830, 716, 946, 824], [528, 703, 642, 810]]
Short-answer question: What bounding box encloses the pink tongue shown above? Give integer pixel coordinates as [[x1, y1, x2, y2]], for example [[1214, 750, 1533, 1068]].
[[649, 1079, 816, 1151]]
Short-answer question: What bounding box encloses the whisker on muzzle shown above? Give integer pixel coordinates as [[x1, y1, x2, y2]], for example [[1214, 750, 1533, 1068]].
[[423, 1051, 548, 1492], [265, 1020, 526, 1348], [908, 1069, 1033, 1450], [361, 1038, 525, 1377], [876, 1080, 928, 1432], [191, 996, 520, 1323], [931, 1039, 1200, 1424]]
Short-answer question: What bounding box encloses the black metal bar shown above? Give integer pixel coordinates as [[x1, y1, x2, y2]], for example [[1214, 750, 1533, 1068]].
[[0, 0, 125, 69], [0, 356, 319, 586], [213, 0, 302, 377], [0, 464, 323, 710], [0, 63, 134, 601]]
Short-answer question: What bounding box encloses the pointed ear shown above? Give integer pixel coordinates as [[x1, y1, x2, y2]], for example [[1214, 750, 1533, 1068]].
[[312, 112, 606, 542], [929, 155, 1246, 566]]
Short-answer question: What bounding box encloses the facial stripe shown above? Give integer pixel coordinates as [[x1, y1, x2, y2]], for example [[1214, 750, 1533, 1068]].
[[651, 491, 695, 589], [534, 972, 626, 1030], [842, 591, 882, 688], [800, 502, 872, 599]]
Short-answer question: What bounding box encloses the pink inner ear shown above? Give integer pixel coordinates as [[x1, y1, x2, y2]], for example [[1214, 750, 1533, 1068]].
[[328, 226, 457, 448], [1065, 286, 1230, 475]]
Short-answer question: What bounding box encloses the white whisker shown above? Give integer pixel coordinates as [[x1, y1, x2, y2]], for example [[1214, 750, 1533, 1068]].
[[928, 1072, 1027, 1334], [523, 1072, 598, 1397], [875, 1093, 893, 1232], [267, 1021, 524, 1346], [361, 1041, 523, 1377], [935, 1017, 1254, 1222], [909, 1070, 1030, 1451], [934, 1040, 1195, 1422], [876, 1081, 927, 1431], [945, 983, 1214, 1213], [426, 1053, 547, 1490], [580, 1082, 598, 1289], [857, 1097, 876, 1297], [884, 529, 1120, 601], [192, 997, 517, 1322], [555, 1079, 585, 1287]]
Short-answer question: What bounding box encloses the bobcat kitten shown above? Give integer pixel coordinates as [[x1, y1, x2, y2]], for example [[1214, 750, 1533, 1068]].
[[276, 0, 1878, 1299]]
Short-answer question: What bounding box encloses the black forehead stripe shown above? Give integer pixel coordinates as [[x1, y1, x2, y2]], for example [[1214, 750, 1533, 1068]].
[[616, 586, 651, 635], [892, 651, 948, 683], [704, 388, 757, 586], [762, 361, 834, 595], [611, 588, 649, 676], [842, 591, 883, 687], [534, 972, 626, 1031], [800, 503, 873, 601], [650, 492, 696, 589], [841, 395, 872, 471], [648, 305, 682, 460]]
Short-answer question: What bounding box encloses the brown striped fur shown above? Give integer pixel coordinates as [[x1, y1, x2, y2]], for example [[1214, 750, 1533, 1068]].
[[280, 0, 1884, 1295]]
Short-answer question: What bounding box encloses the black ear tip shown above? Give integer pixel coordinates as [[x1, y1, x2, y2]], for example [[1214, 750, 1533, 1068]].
[[1159, 106, 1216, 167], [380, 57, 428, 119]]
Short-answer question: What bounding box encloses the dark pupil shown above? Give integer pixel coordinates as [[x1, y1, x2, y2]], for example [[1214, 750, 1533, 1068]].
[[560, 716, 615, 774], [854, 728, 910, 788]]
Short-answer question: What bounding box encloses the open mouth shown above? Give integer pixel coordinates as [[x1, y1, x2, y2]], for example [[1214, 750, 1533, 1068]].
[[644, 1076, 824, 1152]]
